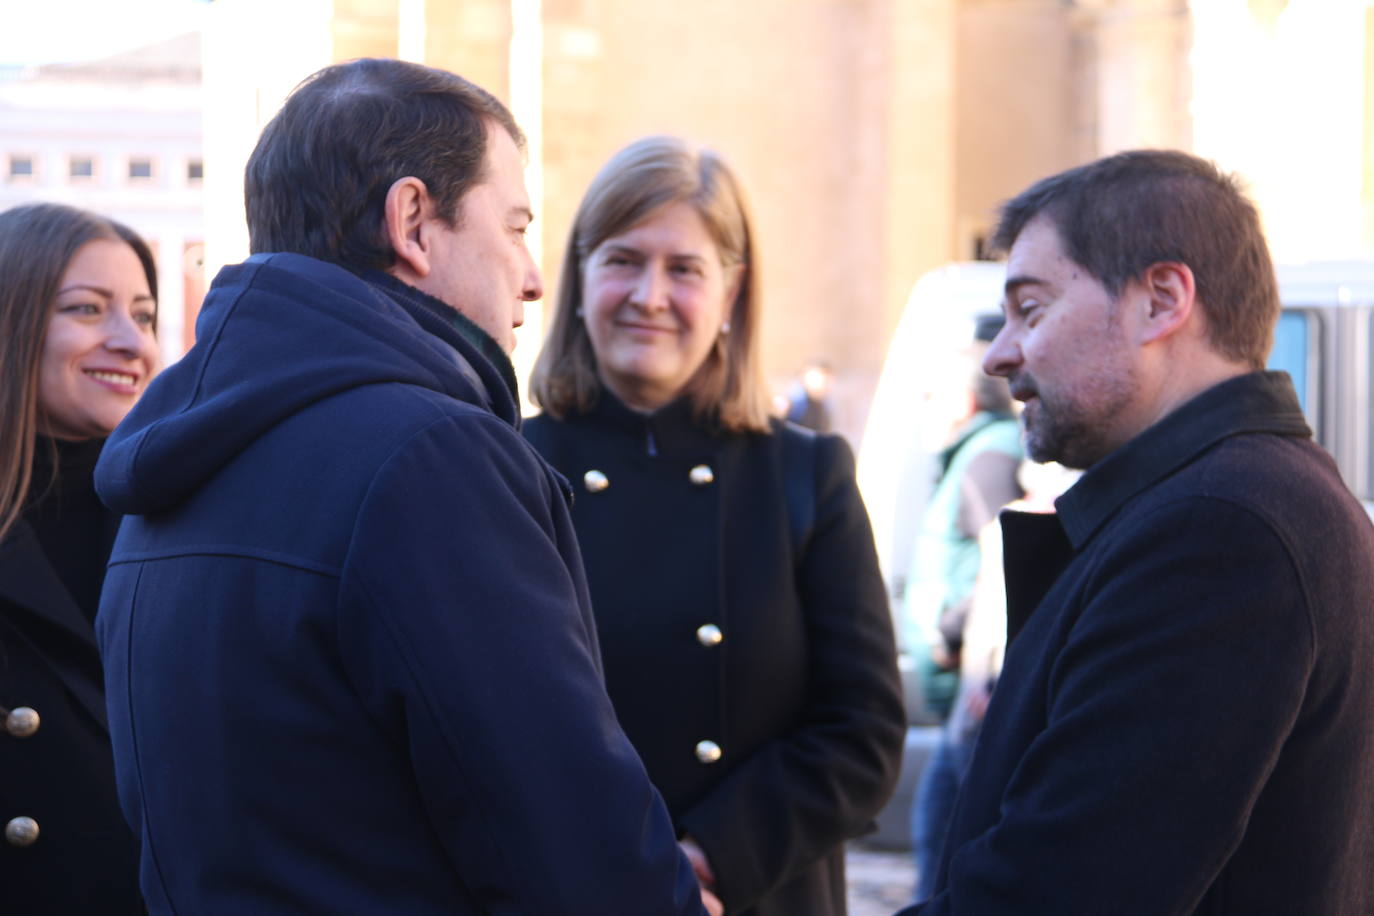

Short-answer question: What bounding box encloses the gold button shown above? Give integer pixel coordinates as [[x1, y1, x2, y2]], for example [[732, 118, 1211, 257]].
[[583, 470, 609, 493], [5, 817, 38, 847], [3, 706, 39, 738], [689, 464, 714, 486], [696, 624, 724, 647], [695, 740, 722, 764]]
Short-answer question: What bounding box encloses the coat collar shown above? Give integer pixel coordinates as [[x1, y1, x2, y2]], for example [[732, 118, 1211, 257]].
[[360, 269, 523, 429], [0, 519, 94, 646], [1000, 371, 1309, 647], [0, 518, 108, 727], [1054, 371, 1311, 551], [587, 390, 724, 456]]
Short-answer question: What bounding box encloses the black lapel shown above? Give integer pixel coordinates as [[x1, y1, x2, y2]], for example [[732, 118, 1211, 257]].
[[1001, 509, 1075, 646], [0, 519, 108, 728]]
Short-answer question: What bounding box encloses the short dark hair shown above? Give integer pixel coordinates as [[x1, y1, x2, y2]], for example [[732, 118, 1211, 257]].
[[0, 202, 157, 542], [245, 58, 523, 271], [992, 150, 1279, 369]]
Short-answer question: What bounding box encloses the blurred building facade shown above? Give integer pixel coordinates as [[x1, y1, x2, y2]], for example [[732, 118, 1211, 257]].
[[0, 32, 205, 366], [185, 0, 1373, 437]]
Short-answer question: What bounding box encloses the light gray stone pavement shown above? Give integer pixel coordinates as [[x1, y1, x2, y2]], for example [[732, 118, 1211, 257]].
[[845, 841, 916, 916]]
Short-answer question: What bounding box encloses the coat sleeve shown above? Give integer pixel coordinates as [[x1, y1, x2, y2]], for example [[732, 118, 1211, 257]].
[[677, 434, 906, 911], [918, 496, 1315, 915], [336, 412, 706, 916]]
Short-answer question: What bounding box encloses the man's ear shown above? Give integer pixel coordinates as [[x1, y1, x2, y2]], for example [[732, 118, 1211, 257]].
[[383, 176, 433, 282], [1137, 261, 1198, 345]]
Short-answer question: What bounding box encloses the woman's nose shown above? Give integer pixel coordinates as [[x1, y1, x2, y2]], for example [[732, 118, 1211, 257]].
[[630, 266, 668, 311], [104, 309, 148, 357]]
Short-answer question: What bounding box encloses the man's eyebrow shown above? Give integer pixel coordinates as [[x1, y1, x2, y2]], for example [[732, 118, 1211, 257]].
[[1003, 274, 1047, 297]]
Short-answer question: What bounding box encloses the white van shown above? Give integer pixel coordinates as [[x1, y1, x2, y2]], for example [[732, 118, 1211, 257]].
[[856, 258, 1374, 849]]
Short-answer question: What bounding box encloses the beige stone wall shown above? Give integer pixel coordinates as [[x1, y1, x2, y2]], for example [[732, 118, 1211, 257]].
[[1086, 0, 1191, 154], [317, 0, 1204, 438], [950, 0, 1192, 262], [198, 0, 1374, 435], [533, 0, 963, 438], [229, 0, 1371, 435], [953, 0, 1084, 259], [332, 0, 400, 60], [424, 1, 512, 101]]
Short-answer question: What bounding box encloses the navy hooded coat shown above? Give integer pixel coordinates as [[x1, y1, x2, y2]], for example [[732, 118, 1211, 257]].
[[95, 253, 707, 915]]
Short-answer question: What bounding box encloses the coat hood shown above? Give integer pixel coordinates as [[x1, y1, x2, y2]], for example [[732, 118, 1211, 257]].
[[97, 253, 517, 516]]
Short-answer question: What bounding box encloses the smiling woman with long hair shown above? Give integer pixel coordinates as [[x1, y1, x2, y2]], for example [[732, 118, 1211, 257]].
[[0, 202, 159, 911], [526, 136, 905, 916]]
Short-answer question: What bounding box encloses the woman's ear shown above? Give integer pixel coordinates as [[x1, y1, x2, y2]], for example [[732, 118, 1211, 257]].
[[722, 262, 745, 319], [1137, 261, 1198, 345], [383, 176, 433, 282]]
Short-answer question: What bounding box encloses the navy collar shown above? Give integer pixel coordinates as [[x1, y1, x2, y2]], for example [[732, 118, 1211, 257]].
[[361, 270, 522, 426], [1054, 371, 1311, 550]]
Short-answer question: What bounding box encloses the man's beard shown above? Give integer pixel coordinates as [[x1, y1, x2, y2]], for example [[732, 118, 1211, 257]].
[[1012, 367, 1136, 470]]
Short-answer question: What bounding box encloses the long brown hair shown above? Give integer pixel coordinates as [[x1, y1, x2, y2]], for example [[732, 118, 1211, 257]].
[[0, 203, 157, 543], [529, 136, 771, 433]]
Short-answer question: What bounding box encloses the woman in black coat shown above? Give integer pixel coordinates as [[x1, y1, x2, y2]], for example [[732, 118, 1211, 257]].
[[0, 203, 160, 912], [525, 136, 905, 916]]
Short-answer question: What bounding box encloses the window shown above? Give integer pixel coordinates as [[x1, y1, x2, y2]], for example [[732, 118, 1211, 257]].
[[8, 155, 34, 180], [128, 157, 154, 180], [187, 159, 203, 182], [69, 156, 95, 180], [1269, 309, 1314, 413]]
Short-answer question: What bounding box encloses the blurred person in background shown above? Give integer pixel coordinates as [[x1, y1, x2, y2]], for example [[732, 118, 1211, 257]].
[[94, 60, 714, 915], [784, 358, 835, 433], [904, 317, 1022, 899], [901, 316, 1023, 718], [526, 135, 906, 916], [0, 202, 159, 913]]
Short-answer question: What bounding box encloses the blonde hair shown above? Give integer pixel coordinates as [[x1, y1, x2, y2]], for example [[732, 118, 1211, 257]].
[[529, 136, 771, 433]]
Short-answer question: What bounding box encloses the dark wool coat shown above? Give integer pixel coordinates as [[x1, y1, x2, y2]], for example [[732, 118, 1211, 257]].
[[904, 372, 1374, 916], [525, 395, 906, 916], [0, 510, 142, 914], [94, 254, 707, 915]]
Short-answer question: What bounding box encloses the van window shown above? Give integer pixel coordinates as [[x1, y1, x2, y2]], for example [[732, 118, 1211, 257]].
[[1269, 309, 1311, 412]]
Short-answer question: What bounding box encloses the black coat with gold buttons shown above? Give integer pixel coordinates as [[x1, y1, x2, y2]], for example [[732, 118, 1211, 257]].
[[525, 394, 905, 916], [0, 444, 142, 913]]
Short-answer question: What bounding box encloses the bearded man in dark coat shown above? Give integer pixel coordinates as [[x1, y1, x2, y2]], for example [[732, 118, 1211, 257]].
[[899, 150, 1374, 915]]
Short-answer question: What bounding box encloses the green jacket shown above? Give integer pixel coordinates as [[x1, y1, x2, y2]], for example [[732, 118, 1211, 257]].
[[903, 411, 1022, 718]]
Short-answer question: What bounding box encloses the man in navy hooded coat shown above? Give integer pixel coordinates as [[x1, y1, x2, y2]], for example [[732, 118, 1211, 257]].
[[95, 59, 712, 915]]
